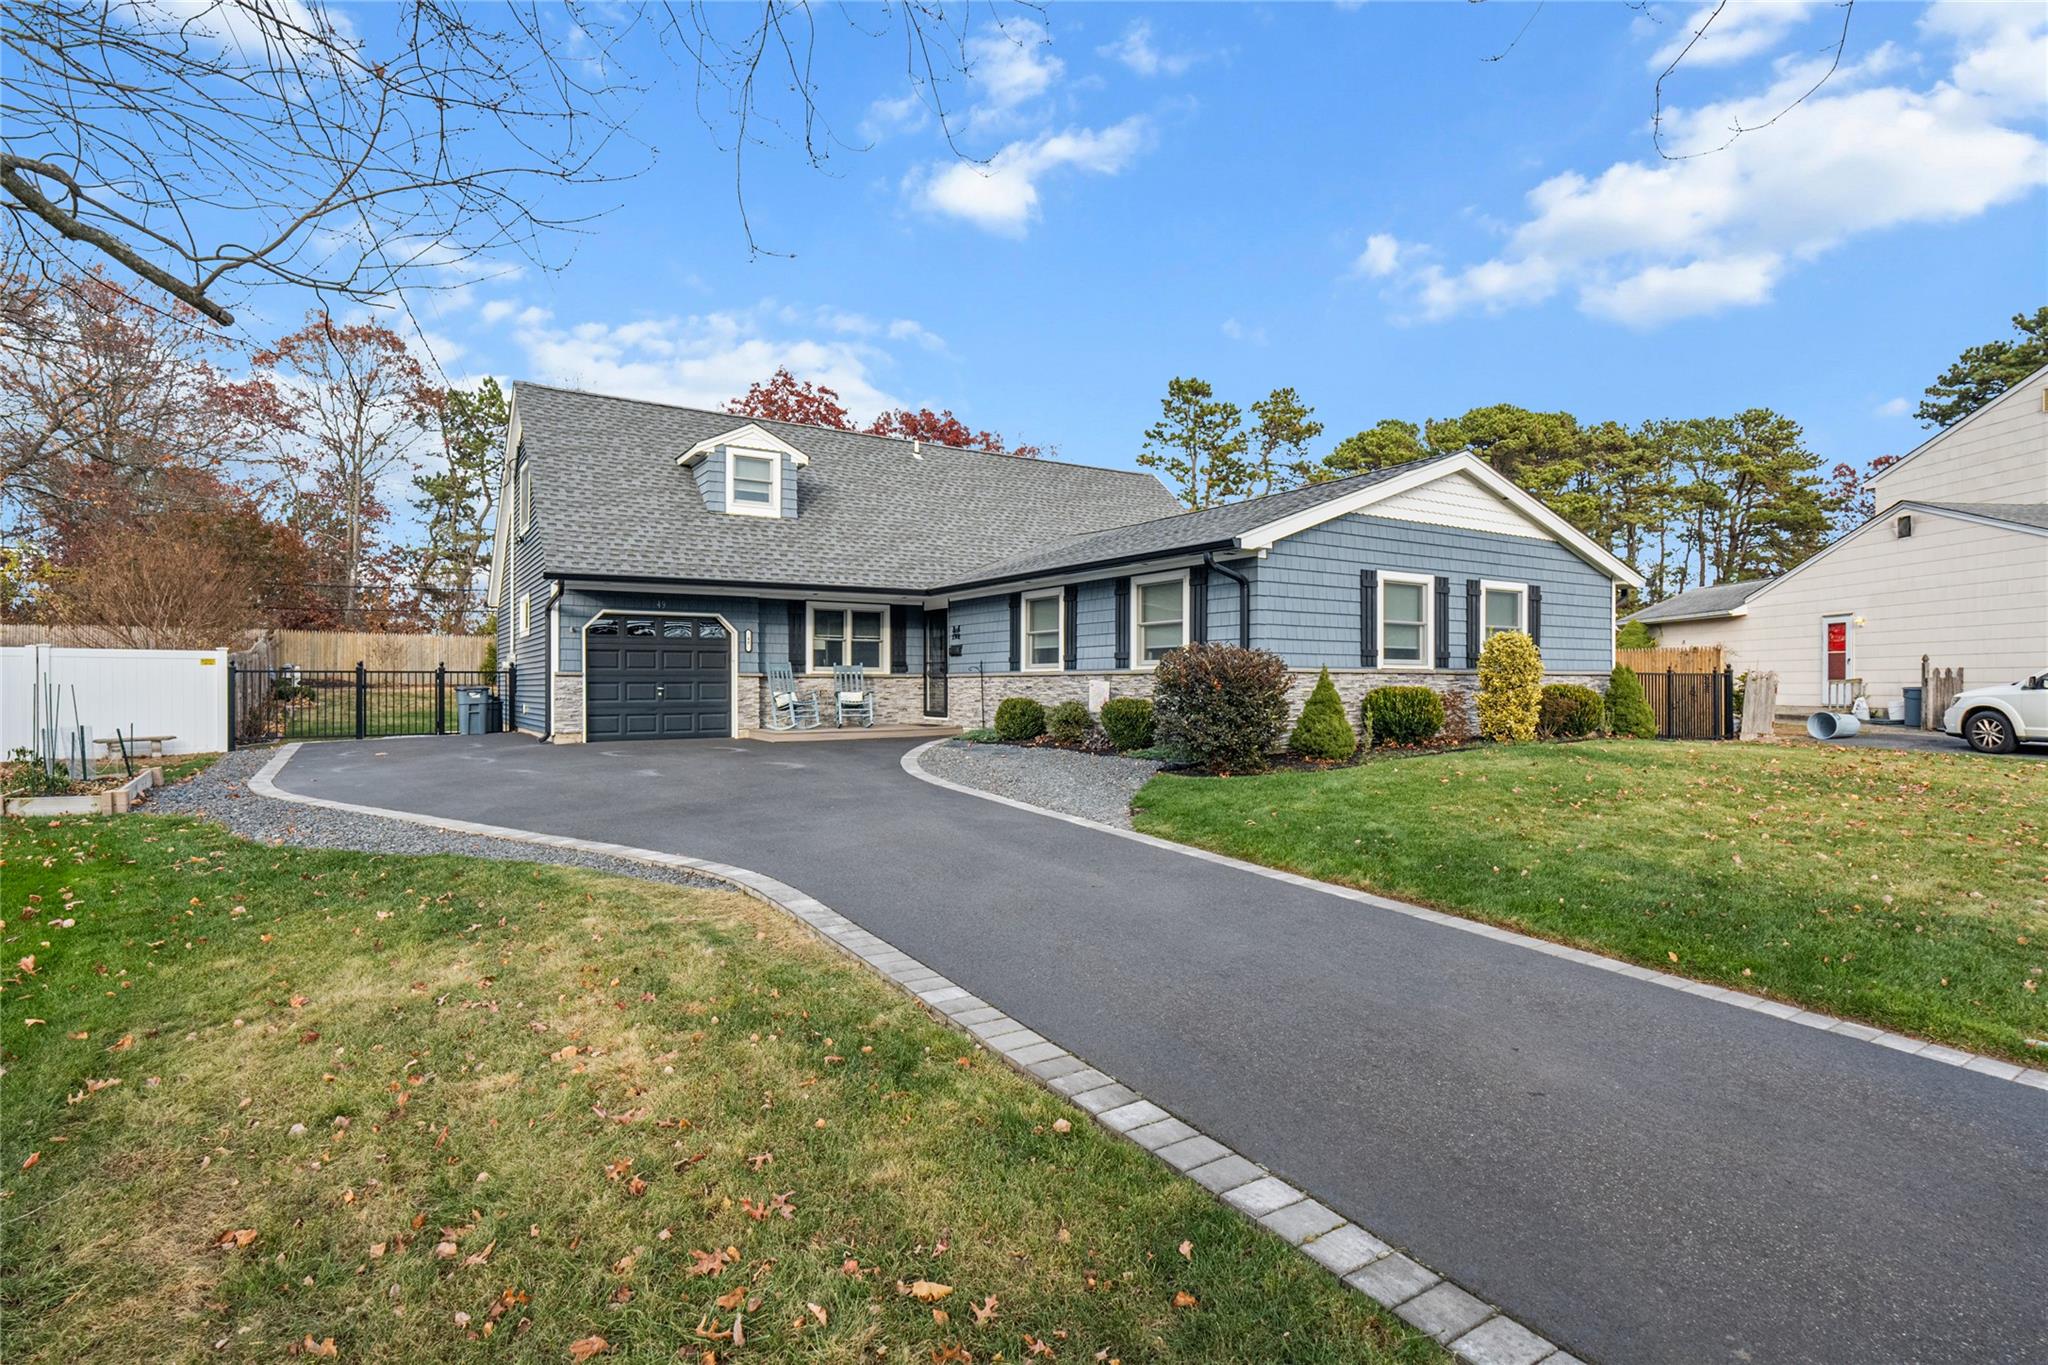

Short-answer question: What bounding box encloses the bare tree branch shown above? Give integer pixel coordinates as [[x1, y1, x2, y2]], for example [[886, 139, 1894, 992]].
[[1655, 1, 1856, 160]]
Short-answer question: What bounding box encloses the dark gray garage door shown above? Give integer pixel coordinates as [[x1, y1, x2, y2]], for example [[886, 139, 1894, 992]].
[[584, 615, 731, 740]]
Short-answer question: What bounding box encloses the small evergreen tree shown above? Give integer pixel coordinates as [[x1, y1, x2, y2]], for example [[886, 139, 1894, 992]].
[[1605, 665, 1658, 738], [1476, 630, 1544, 742], [1288, 668, 1357, 760]]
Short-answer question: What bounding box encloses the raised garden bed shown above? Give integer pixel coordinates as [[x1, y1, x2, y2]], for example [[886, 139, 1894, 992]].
[[3, 765, 161, 817]]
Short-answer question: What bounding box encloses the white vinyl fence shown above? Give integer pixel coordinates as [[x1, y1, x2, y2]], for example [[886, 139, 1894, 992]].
[[2, 645, 228, 757]]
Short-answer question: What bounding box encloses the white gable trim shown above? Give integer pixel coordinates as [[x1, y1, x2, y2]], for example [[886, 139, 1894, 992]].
[[484, 394, 526, 609], [1366, 469, 1551, 540], [677, 422, 811, 469], [1234, 453, 1646, 588], [1741, 501, 2048, 607], [1866, 361, 2048, 492]]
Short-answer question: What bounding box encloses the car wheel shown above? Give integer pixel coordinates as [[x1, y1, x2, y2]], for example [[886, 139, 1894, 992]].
[[1963, 709, 2018, 754]]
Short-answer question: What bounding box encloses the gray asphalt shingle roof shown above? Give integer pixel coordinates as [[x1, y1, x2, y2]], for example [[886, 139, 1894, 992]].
[[1626, 579, 1773, 624], [948, 455, 1458, 588], [515, 383, 1184, 591]]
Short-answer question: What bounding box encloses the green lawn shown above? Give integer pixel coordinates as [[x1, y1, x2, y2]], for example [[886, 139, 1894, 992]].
[[1132, 741, 2047, 1063], [0, 816, 1438, 1364]]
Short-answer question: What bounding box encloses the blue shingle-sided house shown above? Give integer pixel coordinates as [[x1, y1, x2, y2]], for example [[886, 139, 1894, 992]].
[[486, 383, 1645, 741]]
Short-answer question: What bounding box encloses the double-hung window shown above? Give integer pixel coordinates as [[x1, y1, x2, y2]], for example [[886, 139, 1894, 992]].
[[1378, 573, 1431, 668], [1133, 572, 1188, 666], [1023, 591, 1062, 670], [727, 449, 779, 515], [1480, 582, 1527, 639], [810, 605, 885, 670]]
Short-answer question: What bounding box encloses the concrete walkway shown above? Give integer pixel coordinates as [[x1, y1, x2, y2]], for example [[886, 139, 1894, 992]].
[[269, 734, 2047, 1365]]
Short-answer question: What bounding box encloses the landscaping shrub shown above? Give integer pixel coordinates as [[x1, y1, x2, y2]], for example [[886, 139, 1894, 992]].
[[1439, 685, 1473, 743], [1047, 700, 1094, 745], [1476, 630, 1544, 742], [1151, 642, 1292, 773], [480, 628, 498, 678], [1605, 665, 1658, 738], [1288, 668, 1357, 760], [959, 728, 1000, 743], [992, 696, 1046, 742], [1098, 696, 1155, 751], [1363, 686, 1444, 746], [1538, 683, 1605, 738]]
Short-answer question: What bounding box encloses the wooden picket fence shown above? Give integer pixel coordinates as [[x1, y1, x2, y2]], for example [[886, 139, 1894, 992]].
[[1921, 657, 1965, 731], [1617, 645, 1724, 675], [271, 629, 489, 671]]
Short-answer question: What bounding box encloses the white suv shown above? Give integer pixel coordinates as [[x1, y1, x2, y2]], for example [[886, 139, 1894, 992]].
[[1943, 670, 2048, 753]]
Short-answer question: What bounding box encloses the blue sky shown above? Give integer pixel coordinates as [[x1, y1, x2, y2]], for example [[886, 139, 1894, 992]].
[[343, 1, 2046, 479]]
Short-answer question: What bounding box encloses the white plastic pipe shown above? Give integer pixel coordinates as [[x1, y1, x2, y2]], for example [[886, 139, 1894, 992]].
[[1807, 711, 1861, 740]]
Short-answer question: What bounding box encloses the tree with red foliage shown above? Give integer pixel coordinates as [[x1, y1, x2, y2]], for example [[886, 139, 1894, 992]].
[[254, 315, 440, 625], [864, 406, 1040, 458], [1827, 452, 1902, 532], [725, 367, 853, 430]]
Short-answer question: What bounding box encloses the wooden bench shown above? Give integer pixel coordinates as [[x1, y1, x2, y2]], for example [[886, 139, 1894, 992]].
[[93, 734, 175, 758]]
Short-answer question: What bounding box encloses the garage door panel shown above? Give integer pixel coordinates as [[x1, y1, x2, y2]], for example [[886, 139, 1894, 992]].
[[585, 614, 731, 741]]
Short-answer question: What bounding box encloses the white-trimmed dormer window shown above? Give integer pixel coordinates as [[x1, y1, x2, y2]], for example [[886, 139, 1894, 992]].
[[678, 422, 808, 519], [727, 450, 779, 515]]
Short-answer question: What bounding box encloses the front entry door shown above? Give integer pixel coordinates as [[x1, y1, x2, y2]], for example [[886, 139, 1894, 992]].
[[1821, 615, 1853, 708], [923, 610, 949, 717]]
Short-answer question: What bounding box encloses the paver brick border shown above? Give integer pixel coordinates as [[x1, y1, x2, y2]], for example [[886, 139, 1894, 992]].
[[900, 741, 2048, 1091], [244, 742, 1580, 1363]]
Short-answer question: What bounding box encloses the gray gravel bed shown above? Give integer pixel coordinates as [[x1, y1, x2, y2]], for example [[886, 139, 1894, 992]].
[[143, 747, 725, 890], [918, 740, 1162, 828]]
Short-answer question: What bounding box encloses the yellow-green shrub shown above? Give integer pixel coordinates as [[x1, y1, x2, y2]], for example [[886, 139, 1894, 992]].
[[1476, 631, 1544, 742]]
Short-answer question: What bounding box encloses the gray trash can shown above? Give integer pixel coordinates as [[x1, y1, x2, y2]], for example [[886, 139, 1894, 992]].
[[1901, 686, 1923, 729], [456, 686, 501, 735]]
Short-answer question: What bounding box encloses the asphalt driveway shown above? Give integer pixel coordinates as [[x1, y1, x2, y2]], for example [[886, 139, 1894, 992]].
[[270, 734, 2047, 1365]]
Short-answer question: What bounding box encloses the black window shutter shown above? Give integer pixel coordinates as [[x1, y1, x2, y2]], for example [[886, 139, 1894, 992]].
[[1529, 584, 1543, 646], [889, 605, 909, 674], [1434, 576, 1451, 670], [1063, 585, 1079, 670], [1464, 579, 1481, 668], [786, 601, 804, 672], [1358, 569, 1377, 668], [1008, 593, 1022, 671], [1113, 579, 1131, 670], [1190, 564, 1210, 643]]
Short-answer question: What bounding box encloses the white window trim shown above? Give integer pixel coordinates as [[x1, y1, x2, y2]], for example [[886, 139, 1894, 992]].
[[806, 602, 890, 674], [1377, 570, 1434, 671], [1478, 580, 1528, 640], [724, 447, 783, 518], [517, 460, 533, 533], [1021, 589, 1064, 672], [517, 592, 531, 639], [1130, 569, 1190, 671]]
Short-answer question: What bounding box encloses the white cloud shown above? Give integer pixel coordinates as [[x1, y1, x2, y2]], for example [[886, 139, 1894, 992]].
[[500, 301, 925, 419], [1372, 12, 2048, 327], [910, 117, 1151, 235], [1353, 233, 1403, 278], [1648, 2, 1818, 71], [860, 90, 928, 142], [1220, 318, 1268, 345], [959, 21, 1063, 132], [1099, 21, 1203, 78], [478, 299, 518, 324], [1875, 395, 1912, 418]]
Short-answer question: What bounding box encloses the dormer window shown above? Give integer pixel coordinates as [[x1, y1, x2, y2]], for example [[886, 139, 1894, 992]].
[[729, 451, 778, 513], [679, 422, 806, 519]]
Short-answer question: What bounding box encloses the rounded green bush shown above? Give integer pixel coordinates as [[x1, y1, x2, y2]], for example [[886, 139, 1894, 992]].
[[992, 696, 1047, 742], [1604, 665, 1657, 739], [1289, 667, 1357, 760], [1538, 683, 1605, 738], [1098, 696, 1155, 751], [1363, 685, 1445, 746], [1152, 642, 1292, 773], [1046, 699, 1094, 745]]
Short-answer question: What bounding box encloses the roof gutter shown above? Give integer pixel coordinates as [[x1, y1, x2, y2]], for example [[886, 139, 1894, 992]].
[[1203, 552, 1251, 648]]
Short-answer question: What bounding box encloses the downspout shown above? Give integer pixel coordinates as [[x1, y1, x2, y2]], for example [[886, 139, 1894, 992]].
[[1203, 553, 1251, 648]]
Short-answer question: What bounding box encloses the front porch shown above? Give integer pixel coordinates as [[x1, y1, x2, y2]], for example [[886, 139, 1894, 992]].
[[741, 721, 963, 743]]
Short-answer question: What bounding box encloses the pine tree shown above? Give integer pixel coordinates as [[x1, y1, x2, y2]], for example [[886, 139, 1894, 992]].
[[1140, 377, 1249, 508], [1248, 386, 1324, 492], [1605, 665, 1657, 739], [1288, 667, 1357, 760]]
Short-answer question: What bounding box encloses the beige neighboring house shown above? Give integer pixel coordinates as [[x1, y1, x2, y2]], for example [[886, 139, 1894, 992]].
[[1629, 363, 2048, 717]]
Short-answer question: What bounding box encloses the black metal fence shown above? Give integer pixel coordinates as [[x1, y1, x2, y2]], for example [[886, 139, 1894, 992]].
[[229, 663, 515, 749], [1638, 666, 1736, 741]]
